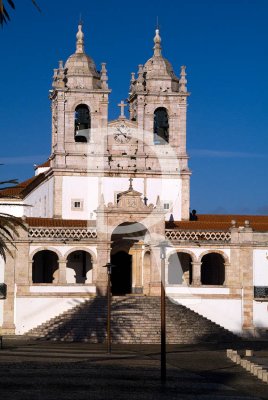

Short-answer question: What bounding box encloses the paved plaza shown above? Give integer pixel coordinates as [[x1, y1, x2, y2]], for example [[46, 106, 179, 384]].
[[0, 339, 268, 399]]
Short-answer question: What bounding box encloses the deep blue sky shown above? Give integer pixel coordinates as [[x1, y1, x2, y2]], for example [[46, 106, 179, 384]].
[[1, 0, 267, 214]]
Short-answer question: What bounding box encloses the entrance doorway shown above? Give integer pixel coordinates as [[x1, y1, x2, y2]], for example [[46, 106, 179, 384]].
[[111, 251, 132, 295], [110, 222, 148, 296]]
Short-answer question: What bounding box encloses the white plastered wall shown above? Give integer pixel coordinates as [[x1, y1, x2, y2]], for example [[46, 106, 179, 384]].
[[253, 249, 268, 329], [253, 301, 268, 329], [62, 175, 182, 220], [62, 176, 99, 220], [24, 177, 54, 218], [15, 297, 87, 334], [253, 249, 268, 286], [0, 201, 26, 217], [169, 295, 242, 333]]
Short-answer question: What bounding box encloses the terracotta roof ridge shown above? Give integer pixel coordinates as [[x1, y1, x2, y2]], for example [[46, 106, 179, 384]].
[[26, 217, 96, 227], [34, 159, 51, 169]]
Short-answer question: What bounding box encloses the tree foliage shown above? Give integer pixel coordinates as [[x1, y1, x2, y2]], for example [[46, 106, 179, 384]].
[[0, 0, 41, 26], [0, 177, 26, 261]]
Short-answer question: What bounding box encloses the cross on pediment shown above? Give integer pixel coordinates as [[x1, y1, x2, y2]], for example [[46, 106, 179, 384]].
[[118, 100, 127, 119], [129, 177, 133, 190]]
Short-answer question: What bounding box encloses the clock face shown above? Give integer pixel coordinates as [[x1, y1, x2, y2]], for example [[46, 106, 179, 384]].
[[113, 124, 132, 143]]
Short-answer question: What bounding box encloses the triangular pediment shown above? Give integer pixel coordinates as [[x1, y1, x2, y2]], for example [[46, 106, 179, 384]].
[[108, 118, 138, 128], [117, 188, 148, 210]]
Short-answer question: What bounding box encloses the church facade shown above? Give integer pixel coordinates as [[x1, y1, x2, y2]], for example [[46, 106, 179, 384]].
[[0, 24, 268, 338]]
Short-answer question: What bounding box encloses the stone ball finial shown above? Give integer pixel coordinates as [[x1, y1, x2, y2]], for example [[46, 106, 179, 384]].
[[231, 220, 236, 227], [154, 29, 161, 45], [76, 24, 84, 41], [76, 23, 85, 53], [244, 220, 250, 227], [153, 29, 162, 56]]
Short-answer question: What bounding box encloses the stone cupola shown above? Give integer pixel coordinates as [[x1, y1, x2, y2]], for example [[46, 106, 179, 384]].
[[52, 23, 107, 91], [50, 23, 111, 171], [129, 29, 182, 95]]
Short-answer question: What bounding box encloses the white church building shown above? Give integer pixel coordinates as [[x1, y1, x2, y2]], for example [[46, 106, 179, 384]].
[[0, 24, 268, 339]]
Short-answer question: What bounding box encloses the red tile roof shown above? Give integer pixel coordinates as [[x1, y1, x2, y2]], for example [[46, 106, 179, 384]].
[[26, 217, 96, 228], [197, 214, 268, 223], [35, 160, 51, 169], [166, 214, 268, 232], [24, 215, 268, 231], [0, 175, 42, 198]]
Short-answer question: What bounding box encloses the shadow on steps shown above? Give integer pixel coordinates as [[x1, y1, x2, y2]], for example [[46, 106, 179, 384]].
[[26, 295, 240, 344]]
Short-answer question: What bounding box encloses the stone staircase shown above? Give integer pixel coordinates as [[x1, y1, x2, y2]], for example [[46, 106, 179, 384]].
[[26, 296, 239, 344]]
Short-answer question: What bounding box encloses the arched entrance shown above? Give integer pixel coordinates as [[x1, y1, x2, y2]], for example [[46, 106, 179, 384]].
[[168, 252, 193, 285], [111, 251, 132, 295], [32, 250, 59, 283], [66, 250, 93, 283], [201, 253, 225, 285], [110, 222, 148, 296]]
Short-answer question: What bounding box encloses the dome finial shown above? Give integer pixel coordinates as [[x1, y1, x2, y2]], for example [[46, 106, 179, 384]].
[[153, 27, 162, 57], [76, 22, 84, 54]]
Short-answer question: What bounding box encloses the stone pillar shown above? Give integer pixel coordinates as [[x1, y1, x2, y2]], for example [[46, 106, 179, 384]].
[[58, 260, 67, 284], [181, 174, 190, 221], [224, 262, 231, 286], [149, 247, 161, 296], [129, 243, 143, 294], [95, 243, 110, 296], [91, 261, 97, 284], [191, 262, 201, 286], [53, 175, 63, 218], [2, 251, 16, 334], [28, 260, 33, 284], [241, 246, 254, 334], [231, 222, 254, 334], [143, 250, 151, 296]]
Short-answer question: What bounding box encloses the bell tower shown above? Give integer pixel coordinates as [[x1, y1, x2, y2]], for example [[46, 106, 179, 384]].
[[49, 23, 111, 171], [128, 29, 191, 220]]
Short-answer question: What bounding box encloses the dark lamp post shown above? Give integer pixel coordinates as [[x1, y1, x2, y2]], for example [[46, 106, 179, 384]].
[[157, 240, 171, 383], [103, 262, 115, 354]]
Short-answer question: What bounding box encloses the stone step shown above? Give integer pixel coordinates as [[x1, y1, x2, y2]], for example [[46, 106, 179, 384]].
[[26, 296, 239, 344]]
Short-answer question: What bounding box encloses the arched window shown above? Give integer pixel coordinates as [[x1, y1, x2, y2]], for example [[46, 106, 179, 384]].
[[66, 250, 93, 283], [153, 107, 169, 144], [168, 252, 192, 285], [74, 104, 91, 142], [201, 253, 225, 285], [32, 250, 59, 283]]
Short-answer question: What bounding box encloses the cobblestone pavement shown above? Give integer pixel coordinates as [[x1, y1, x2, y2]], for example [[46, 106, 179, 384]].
[[0, 340, 268, 400]]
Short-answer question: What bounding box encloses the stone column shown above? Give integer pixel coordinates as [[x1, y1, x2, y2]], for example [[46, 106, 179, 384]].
[[95, 243, 110, 296], [55, 92, 65, 155], [231, 223, 254, 335], [91, 261, 97, 284], [181, 174, 190, 221], [149, 247, 161, 296], [16, 238, 30, 286], [191, 262, 201, 286], [53, 175, 63, 218], [28, 260, 33, 284], [224, 262, 231, 286], [2, 251, 16, 334], [129, 243, 143, 294], [143, 250, 151, 296], [58, 260, 67, 284], [241, 246, 254, 334]]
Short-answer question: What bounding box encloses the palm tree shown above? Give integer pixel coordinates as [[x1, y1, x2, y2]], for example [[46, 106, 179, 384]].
[[0, 0, 40, 26], [0, 178, 26, 261]]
